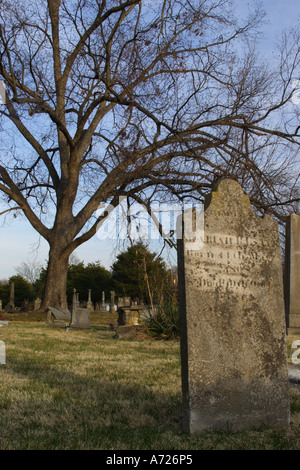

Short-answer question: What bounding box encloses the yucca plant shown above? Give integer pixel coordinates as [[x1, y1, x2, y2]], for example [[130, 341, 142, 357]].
[[145, 302, 180, 339]]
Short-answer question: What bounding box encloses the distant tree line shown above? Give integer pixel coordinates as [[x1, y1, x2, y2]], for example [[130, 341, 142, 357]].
[[0, 275, 35, 309], [0, 243, 177, 311]]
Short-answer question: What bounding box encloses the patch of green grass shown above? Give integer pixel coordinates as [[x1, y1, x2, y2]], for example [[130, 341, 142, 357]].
[[0, 317, 299, 450]]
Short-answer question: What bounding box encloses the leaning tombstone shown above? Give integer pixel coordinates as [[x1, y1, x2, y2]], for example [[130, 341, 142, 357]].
[[177, 178, 290, 434], [285, 214, 300, 335], [46, 307, 71, 328]]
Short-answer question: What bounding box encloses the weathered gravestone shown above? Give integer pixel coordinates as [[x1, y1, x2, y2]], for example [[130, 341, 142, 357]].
[[285, 214, 300, 335], [177, 178, 290, 433], [34, 297, 42, 311], [46, 307, 71, 327], [87, 289, 93, 311], [69, 308, 90, 330], [117, 296, 131, 308], [110, 291, 116, 313], [100, 291, 106, 312]]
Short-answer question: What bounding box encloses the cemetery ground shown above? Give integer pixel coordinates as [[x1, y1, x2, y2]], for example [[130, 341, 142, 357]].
[[0, 311, 299, 451]]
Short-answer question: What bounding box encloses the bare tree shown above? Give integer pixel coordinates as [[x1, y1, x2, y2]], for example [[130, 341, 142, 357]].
[[0, 0, 299, 308], [68, 252, 82, 266], [15, 259, 43, 284]]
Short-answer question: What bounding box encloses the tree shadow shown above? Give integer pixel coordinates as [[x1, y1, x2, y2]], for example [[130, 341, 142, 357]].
[[0, 354, 184, 450]]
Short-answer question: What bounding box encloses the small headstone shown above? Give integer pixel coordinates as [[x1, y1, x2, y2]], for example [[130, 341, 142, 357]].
[[69, 308, 90, 329], [177, 178, 290, 433], [34, 297, 42, 310], [118, 297, 132, 307], [285, 213, 300, 335]]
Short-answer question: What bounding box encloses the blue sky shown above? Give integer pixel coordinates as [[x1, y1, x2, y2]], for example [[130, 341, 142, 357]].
[[0, 0, 299, 280]]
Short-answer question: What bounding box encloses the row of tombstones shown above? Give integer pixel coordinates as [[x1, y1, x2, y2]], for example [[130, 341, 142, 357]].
[[1, 206, 299, 334], [0, 288, 135, 314]]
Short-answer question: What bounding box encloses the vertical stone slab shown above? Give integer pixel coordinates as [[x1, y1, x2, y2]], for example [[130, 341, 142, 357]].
[[69, 308, 90, 329], [285, 214, 300, 335], [177, 179, 290, 433], [100, 290, 106, 312], [87, 289, 93, 310], [34, 297, 41, 310], [72, 288, 77, 312], [7, 282, 15, 312], [110, 291, 116, 313], [9, 282, 14, 305]]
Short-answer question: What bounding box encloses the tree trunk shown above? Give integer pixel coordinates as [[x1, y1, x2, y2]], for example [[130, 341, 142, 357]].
[[42, 243, 70, 309]]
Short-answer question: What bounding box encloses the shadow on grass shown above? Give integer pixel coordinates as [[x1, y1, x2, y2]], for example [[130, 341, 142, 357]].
[[1, 332, 300, 451], [0, 355, 185, 450]]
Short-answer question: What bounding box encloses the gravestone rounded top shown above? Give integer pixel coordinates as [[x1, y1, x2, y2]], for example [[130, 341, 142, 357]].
[[204, 177, 274, 230], [214, 177, 248, 197], [205, 178, 250, 211]]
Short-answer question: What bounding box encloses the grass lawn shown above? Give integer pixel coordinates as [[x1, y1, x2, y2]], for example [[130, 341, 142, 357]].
[[0, 311, 299, 450]]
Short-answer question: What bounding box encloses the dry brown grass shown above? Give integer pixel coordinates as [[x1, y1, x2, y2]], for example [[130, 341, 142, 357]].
[[0, 312, 299, 450]]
